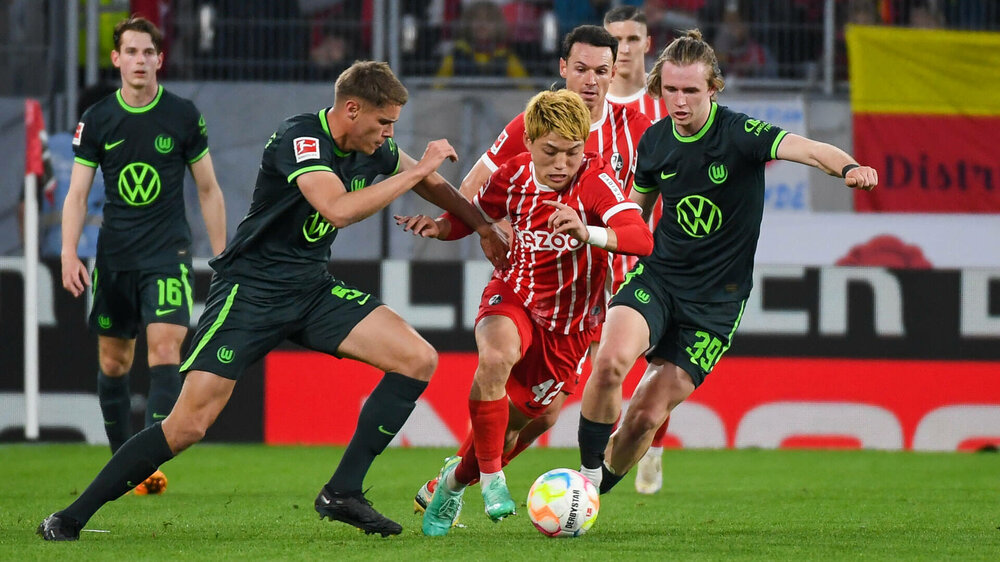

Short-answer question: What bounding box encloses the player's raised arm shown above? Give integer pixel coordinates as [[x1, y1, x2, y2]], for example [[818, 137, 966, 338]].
[[544, 200, 652, 256], [402, 147, 509, 270], [458, 159, 494, 201], [298, 139, 456, 228], [775, 133, 878, 191]]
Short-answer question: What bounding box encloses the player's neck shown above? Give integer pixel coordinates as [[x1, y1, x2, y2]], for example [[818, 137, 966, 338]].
[[119, 81, 159, 108], [589, 99, 606, 124], [608, 74, 645, 98], [325, 107, 353, 153]]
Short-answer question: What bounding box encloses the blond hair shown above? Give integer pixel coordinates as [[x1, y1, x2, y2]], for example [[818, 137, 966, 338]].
[[647, 29, 725, 101], [524, 89, 590, 143]]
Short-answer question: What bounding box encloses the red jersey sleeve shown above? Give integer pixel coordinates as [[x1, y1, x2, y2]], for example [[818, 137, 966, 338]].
[[480, 112, 528, 171], [473, 164, 514, 222], [580, 160, 651, 256]]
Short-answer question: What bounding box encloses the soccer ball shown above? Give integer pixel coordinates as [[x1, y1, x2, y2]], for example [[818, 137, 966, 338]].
[[526, 468, 599, 537]]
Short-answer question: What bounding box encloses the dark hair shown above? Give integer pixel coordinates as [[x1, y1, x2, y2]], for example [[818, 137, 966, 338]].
[[335, 60, 409, 107], [648, 29, 725, 100], [561, 25, 618, 63], [112, 16, 163, 53], [604, 6, 647, 26]]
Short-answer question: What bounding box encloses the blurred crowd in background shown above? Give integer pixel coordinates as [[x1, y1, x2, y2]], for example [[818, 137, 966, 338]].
[[73, 0, 1000, 84]]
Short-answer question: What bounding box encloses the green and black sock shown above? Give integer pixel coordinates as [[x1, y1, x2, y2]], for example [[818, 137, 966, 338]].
[[60, 422, 174, 527], [326, 372, 427, 494], [146, 364, 181, 427], [97, 370, 131, 453]]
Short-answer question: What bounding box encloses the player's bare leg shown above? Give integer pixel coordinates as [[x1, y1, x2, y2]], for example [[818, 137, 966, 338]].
[[605, 360, 693, 492], [578, 306, 649, 487], [635, 412, 670, 495], [318, 306, 437, 536]]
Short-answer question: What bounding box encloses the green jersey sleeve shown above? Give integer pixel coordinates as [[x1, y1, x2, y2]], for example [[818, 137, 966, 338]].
[[729, 112, 789, 163], [182, 100, 210, 164], [72, 106, 102, 168], [631, 127, 660, 194], [276, 122, 336, 185]]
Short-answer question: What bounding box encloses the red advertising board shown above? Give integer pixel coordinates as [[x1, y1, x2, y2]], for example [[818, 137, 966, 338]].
[[264, 352, 1000, 451]]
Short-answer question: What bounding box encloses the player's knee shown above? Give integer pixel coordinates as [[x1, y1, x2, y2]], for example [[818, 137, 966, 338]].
[[147, 340, 182, 365], [406, 340, 438, 382], [624, 406, 662, 437], [591, 353, 630, 388], [476, 345, 518, 378], [162, 417, 206, 454], [98, 353, 132, 377]]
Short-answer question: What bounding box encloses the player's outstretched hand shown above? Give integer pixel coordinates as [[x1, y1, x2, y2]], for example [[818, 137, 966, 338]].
[[416, 139, 459, 176], [478, 224, 510, 271], [61, 254, 91, 298], [394, 214, 442, 238], [845, 165, 878, 191], [543, 200, 588, 242]]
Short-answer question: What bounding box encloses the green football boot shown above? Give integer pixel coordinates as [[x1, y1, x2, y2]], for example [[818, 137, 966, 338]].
[[481, 473, 516, 521], [421, 456, 465, 537]]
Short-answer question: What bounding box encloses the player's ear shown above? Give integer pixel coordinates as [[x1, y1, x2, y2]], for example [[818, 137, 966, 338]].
[[345, 99, 360, 120]]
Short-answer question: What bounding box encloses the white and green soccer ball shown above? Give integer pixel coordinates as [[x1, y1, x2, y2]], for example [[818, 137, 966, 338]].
[[526, 468, 600, 537]]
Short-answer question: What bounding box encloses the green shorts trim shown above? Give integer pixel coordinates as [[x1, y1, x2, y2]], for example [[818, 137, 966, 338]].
[[609, 261, 746, 387]]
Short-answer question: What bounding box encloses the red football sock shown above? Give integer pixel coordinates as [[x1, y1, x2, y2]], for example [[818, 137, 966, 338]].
[[651, 415, 670, 448], [469, 398, 507, 474], [454, 432, 479, 485]]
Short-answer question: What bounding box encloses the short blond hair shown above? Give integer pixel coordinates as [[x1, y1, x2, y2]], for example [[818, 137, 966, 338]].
[[524, 89, 590, 143]]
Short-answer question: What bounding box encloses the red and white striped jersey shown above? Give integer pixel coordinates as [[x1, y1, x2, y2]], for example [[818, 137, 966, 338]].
[[606, 87, 668, 288], [480, 100, 651, 201], [474, 152, 642, 334], [606, 88, 669, 124]]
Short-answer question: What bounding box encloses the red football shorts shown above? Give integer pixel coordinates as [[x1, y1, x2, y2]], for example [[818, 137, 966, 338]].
[[476, 279, 595, 418]]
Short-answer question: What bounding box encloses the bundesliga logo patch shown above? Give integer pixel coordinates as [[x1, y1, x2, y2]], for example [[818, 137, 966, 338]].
[[489, 130, 508, 155], [72, 122, 84, 146], [294, 136, 320, 163], [489, 294, 502, 305]]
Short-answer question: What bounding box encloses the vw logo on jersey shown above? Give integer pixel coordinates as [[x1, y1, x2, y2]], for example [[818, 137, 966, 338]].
[[610, 152, 623, 172], [118, 162, 161, 206], [302, 210, 335, 243], [676, 194, 722, 238]]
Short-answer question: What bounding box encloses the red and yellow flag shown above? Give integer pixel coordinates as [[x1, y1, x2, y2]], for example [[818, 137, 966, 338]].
[[848, 26, 1000, 212]]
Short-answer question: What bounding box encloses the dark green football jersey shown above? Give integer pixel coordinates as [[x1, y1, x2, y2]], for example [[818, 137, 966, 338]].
[[73, 85, 209, 270], [632, 102, 788, 302], [210, 108, 400, 289]]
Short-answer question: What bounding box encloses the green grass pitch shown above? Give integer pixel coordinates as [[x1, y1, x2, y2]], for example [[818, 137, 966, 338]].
[[2, 444, 997, 560]]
